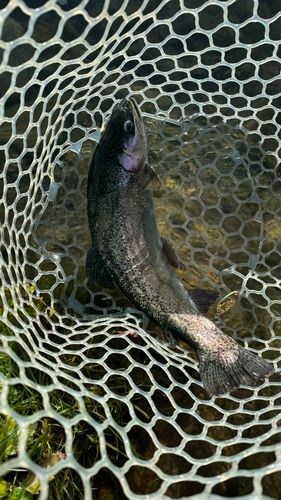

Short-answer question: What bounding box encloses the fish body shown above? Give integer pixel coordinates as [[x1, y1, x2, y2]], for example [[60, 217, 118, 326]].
[[87, 97, 274, 396]]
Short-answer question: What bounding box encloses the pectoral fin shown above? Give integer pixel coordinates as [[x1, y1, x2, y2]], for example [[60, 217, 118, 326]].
[[86, 246, 114, 288], [142, 164, 163, 190], [161, 237, 179, 268]]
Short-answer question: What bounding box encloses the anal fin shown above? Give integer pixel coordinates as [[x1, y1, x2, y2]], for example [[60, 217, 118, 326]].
[[187, 289, 219, 314], [86, 246, 114, 288]]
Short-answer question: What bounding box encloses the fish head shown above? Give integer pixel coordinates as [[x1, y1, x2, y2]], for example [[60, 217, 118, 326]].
[[116, 97, 147, 172], [99, 97, 147, 173]]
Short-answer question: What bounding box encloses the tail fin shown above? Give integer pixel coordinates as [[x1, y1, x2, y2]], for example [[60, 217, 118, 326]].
[[197, 338, 274, 397]]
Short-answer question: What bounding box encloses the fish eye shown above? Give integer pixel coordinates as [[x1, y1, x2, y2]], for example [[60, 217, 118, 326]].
[[124, 119, 134, 134]]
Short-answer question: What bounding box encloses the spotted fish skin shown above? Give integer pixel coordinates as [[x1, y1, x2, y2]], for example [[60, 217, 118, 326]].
[[87, 97, 274, 396]]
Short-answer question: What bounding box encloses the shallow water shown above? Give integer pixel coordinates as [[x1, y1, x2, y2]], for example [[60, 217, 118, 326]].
[[32, 115, 281, 341]]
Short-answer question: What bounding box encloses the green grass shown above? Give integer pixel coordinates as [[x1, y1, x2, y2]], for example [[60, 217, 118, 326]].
[[0, 287, 146, 499]]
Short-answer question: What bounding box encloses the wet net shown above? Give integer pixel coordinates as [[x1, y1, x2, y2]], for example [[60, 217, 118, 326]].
[[0, 0, 281, 498]]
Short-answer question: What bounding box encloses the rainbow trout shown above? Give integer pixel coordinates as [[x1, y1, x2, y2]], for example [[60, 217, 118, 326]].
[[86, 97, 274, 396]]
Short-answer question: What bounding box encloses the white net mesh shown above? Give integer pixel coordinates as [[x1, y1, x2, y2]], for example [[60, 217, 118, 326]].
[[0, 0, 281, 498]]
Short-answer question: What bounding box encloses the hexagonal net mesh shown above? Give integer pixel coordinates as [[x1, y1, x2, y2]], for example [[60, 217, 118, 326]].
[[0, 0, 281, 498]]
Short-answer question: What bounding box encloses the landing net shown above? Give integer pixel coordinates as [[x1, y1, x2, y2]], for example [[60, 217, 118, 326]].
[[0, 0, 281, 498]]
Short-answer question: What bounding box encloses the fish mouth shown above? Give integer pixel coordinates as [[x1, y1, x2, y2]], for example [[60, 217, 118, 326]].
[[129, 97, 142, 120], [113, 97, 142, 120]]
